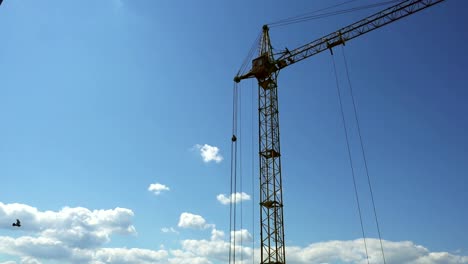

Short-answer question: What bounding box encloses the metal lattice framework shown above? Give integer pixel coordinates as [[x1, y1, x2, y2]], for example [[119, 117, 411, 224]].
[[274, 0, 445, 69], [236, 0, 445, 82], [256, 27, 286, 264], [233, 1, 446, 263]]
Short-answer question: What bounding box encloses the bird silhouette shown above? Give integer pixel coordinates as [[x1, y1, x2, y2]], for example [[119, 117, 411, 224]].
[[12, 219, 21, 227]]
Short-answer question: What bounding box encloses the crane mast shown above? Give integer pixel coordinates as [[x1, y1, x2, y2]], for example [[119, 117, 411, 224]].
[[256, 26, 286, 264], [233, 1, 445, 263]]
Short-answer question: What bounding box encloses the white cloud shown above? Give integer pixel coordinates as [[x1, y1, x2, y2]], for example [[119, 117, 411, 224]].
[[194, 144, 223, 163], [176, 237, 468, 264], [0, 235, 168, 264], [211, 228, 225, 241], [177, 212, 212, 230], [0, 202, 135, 249], [168, 249, 212, 264], [161, 227, 179, 234], [1, 202, 467, 264], [217, 192, 251, 205], [20, 257, 41, 264], [93, 248, 168, 263], [230, 229, 252, 244], [285, 239, 468, 264], [0, 259, 42, 264], [180, 229, 253, 264], [180, 239, 231, 262], [148, 183, 170, 195], [0, 202, 172, 263]]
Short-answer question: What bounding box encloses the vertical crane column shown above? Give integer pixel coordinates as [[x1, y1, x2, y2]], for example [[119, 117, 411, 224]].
[[258, 72, 285, 264], [256, 25, 286, 264]]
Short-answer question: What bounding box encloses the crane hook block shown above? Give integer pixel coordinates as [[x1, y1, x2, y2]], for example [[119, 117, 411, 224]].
[[232, 135, 237, 142]]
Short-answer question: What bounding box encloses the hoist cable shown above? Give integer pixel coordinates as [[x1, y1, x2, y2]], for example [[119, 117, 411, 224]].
[[331, 54, 371, 264], [238, 31, 263, 77], [269, 0, 402, 27], [271, 0, 402, 27], [341, 46, 387, 264], [229, 83, 235, 264], [232, 141, 237, 264], [230, 82, 239, 264], [268, 0, 402, 28], [268, 0, 358, 26], [251, 79, 256, 264], [239, 82, 244, 262]]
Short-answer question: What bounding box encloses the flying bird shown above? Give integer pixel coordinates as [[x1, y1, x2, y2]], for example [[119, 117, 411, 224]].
[[0, 0, 3, 6], [12, 219, 21, 227]]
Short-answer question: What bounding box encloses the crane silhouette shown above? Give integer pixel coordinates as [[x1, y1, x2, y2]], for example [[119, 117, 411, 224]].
[[233, 1, 446, 263]]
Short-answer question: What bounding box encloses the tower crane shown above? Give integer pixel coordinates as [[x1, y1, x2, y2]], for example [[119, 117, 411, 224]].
[[233, 0, 445, 263]]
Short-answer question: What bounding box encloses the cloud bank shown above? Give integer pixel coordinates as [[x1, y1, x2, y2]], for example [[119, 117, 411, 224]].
[[0, 202, 170, 263], [0, 202, 135, 248], [1, 202, 467, 264]]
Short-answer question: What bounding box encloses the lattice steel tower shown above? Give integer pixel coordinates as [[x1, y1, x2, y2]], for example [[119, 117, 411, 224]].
[[255, 26, 286, 264], [235, 25, 286, 264]]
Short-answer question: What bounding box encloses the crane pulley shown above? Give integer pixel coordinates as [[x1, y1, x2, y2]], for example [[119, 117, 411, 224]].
[[232, 1, 446, 263]]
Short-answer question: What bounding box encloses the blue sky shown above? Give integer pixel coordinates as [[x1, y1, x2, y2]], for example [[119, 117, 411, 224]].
[[0, 0, 467, 263]]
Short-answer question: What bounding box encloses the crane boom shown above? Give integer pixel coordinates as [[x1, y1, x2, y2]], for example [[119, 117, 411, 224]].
[[235, 0, 445, 82], [232, 1, 445, 264]]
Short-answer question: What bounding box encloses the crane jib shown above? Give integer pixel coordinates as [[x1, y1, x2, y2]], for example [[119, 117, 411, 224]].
[[234, 0, 446, 82]]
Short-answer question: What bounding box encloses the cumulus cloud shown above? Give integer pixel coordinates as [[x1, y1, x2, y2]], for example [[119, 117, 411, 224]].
[[2, 202, 467, 264], [148, 183, 170, 195], [0, 202, 135, 249], [180, 239, 231, 262], [0, 237, 169, 264], [2, 232, 468, 264], [285, 239, 468, 264], [211, 228, 225, 241], [180, 229, 253, 264], [0, 202, 145, 262], [194, 144, 223, 163], [168, 249, 212, 264], [93, 248, 168, 263], [177, 213, 212, 229], [161, 227, 179, 234], [217, 192, 251, 205], [177, 237, 468, 264], [19, 257, 42, 264], [230, 229, 252, 244]]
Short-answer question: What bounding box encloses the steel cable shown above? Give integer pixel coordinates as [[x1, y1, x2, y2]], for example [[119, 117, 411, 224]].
[[268, 0, 402, 28], [239, 81, 243, 262], [331, 54, 371, 264], [230, 82, 239, 264], [341, 46, 387, 264], [268, 0, 359, 26], [238, 31, 262, 78], [251, 79, 256, 264]]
